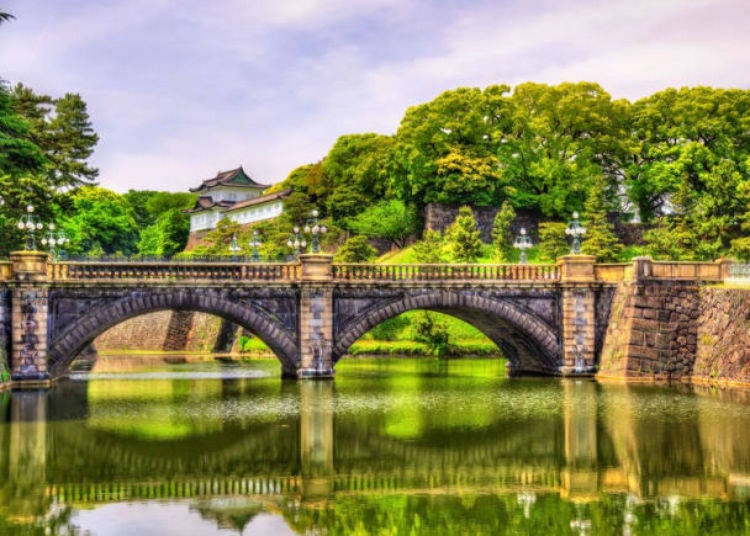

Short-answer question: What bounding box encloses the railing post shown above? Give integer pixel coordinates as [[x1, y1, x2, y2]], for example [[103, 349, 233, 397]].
[[298, 254, 335, 379], [715, 257, 732, 281], [9, 251, 52, 386], [557, 255, 597, 377]]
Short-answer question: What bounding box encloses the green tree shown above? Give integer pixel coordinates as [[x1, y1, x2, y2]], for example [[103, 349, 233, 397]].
[[11, 85, 99, 189], [323, 133, 396, 221], [334, 235, 377, 262], [46, 93, 99, 187], [61, 187, 139, 255], [445, 206, 482, 263], [124, 190, 196, 229], [538, 222, 568, 262], [491, 200, 516, 261], [626, 87, 750, 225], [0, 83, 49, 254], [412, 230, 447, 263], [347, 199, 419, 249], [581, 177, 622, 261], [188, 218, 244, 256], [499, 82, 629, 216], [413, 312, 450, 357], [730, 179, 750, 260], [395, 86, 510, 208], [137, 208, 190, 257]]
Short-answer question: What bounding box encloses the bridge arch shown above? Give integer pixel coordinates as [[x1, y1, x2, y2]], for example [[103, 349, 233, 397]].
[[47, 290, 299, 377], [333, 290, 561, 374]]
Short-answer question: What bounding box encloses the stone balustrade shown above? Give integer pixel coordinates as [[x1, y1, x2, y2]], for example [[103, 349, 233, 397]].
[[0, 256, 736, 284], [332, 263, 560, 282], [48, 261, 299, 282]]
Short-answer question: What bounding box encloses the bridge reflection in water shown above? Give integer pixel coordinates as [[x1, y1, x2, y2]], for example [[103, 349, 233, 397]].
[[1, 364, 750, 533]]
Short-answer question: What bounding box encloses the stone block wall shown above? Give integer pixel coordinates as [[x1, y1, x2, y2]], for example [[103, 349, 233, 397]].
[[598, 280, 701, 380], [423, 204, 539, 242], [94, 311, 232, 353], [693, 288, 750, 384], [424, 204, 646, 245]]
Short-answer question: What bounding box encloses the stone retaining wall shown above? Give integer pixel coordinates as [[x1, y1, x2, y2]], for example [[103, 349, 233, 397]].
[[94, 311, 232, 353], [598, 280, 701, 380], [693, 287, 750, 384]]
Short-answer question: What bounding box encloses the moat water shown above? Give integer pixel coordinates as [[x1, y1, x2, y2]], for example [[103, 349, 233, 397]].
[[2, 357, 750, 535]]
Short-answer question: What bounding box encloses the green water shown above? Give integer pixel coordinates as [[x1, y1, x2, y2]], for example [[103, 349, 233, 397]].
[[2, 357, 750, 535]]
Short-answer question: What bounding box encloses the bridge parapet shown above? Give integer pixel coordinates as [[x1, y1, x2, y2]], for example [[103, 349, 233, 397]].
[[48, 260, 299, 282], [332, 263, 560, 282]]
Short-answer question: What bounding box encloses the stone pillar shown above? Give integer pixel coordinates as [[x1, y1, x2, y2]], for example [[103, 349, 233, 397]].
[[299, 380, 334, 503], [9, 252, 51, 386], [298, 254, 335, 379], [558, 255, 597, 376]]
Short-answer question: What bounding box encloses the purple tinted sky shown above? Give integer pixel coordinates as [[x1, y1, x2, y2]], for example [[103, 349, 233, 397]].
[[2, 0, 748, 192]]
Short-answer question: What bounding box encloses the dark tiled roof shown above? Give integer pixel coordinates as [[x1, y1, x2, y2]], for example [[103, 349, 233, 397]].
[[223, 189, 292, 212], [189, 166, 269, 192], [184, 189, 291, 214], [183, 196, 235, 214]]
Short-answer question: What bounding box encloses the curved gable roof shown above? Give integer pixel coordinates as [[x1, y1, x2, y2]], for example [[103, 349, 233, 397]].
[[189, 166, 269, 193]]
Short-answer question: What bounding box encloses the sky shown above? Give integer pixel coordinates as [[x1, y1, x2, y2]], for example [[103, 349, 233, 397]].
[[1, 0, 749, 193]]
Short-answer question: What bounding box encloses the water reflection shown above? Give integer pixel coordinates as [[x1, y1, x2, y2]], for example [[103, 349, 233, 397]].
[[0, 359, 749, 534]]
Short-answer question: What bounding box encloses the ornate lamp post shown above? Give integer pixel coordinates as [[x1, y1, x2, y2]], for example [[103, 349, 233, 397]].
[[565, 211, 587, 255], [41, 223, 70, 260], [17, 204, 43, 251], [287, 226, 306, 259], [513, 227, 533, 264], [303, 209, 327, 254], [248, 230, 262, 262], [228, 234, 241, 261]]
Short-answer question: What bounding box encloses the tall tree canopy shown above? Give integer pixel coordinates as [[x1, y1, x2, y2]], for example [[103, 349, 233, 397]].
[[12, 84, 99, 189]]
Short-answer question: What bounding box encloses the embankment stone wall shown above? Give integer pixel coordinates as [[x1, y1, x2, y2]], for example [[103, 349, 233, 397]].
[[693, 288, 750, 384], [598, 280, 701, 380], [94, 311, 233, 352], [599, 281, 750, 384]]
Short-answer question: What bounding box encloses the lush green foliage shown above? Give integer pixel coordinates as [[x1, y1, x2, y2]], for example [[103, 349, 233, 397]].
[[538, 222, 569, 262], [61, 187, 139, 255], [445, 206, 482, 263], [347, 199, 419, 248], [411, 230, 448, 263], [491, 200, 516, 261], [581, 177, 623, 261], [334, 235, 377, 262]]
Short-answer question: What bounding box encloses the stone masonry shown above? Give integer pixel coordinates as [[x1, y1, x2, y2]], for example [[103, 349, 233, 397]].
[[693, 287, 750, 384], [0, 250, 742, 386], [598, 258, 703, 380]]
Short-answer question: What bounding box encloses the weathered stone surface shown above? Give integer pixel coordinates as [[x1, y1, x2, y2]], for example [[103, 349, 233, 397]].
[[599, 280, 701, 380], [693, 288, 750, 384]]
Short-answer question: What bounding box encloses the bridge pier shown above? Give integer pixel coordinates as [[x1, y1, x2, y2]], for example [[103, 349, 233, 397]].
[[558, 255, 597, 376], [9, 252, 51, 387], [297, 255, 335, 379]]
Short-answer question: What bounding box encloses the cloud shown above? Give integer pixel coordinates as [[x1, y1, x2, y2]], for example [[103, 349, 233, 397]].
[[3, 0, 748, 193]]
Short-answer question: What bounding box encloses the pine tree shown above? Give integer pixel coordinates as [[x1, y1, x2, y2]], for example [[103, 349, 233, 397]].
[[445, 206, 482, 262], [581, 177, 622, 261], [538, 222, 568, 262], [491, 200, 516, 261], [413, 230, 447, 263], [47, 93, 99, 187]]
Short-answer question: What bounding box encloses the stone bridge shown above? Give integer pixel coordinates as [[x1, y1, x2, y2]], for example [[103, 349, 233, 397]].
[[0, 251, 733, 385]]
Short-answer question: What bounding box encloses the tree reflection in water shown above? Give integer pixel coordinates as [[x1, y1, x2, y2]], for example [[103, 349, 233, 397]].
[[0, 358, 749, 535]]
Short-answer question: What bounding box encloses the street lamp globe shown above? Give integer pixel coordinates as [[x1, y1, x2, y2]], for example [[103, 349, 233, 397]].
[[565, 211, 587, 255], [513, 227, 533, 265]]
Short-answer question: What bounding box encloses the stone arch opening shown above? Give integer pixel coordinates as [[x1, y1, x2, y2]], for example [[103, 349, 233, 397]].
[[333, 290, 560, 374], [47, 290, 298, 377]]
